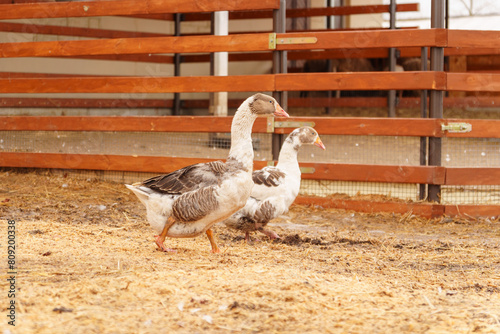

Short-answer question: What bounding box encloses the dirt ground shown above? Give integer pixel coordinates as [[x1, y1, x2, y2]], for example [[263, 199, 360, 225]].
[[0, 170, 499, 334]]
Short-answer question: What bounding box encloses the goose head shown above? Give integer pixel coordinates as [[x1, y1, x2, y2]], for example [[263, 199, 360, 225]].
[[248, 93, 289, 117], [287, 126, 326, 151]]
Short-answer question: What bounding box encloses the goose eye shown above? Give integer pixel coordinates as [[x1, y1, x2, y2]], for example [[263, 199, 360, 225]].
[[269, 100, 273, 104]]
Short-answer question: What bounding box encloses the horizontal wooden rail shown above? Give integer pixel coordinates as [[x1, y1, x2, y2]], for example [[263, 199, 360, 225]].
[[0, 29, 447, 59], [294, 196, 500, 219], [0, 34, 273, 58], [3, 96, 500, 110], [277, 72, 446, 92], [447, 30, 500, 49], [0, 21, 165, 39], [446, 73, 500, 92], [4, 29, 499, 61], [0, 72, 446, 94], [276, 29, 447, 50], [2, 116, 500, 138], [0, 0, 279, 20], [300, 163, 445, 184], [0, 152, 498, 187], [446, 168, 500, 186], [0, 116, 272, 133], [275, 117, 442, 137], [0, 75, 275, 93]]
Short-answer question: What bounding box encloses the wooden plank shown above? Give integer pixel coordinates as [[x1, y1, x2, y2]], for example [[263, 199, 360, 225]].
[[0, 152, 444, 184], [444, 205, 500, 218], [444, 119, 500, 139], [0, 21, 165, 39], [0, 98, 174, 109], [5, 96, 499, 110], [297, 163, 445, 184], [162, 4, 419, 21], [445, 47, 500, 57], [0, 116, 272, 133], [294, 196, 500, 219], [0, 33, 271, 58], [0, 152, 219, 174], [294, 196, 444, 219], [447, 73, 500, 92], [276, 29, 447, 51], [0, 30, 445, 59], [276, 72, 446, 92], [284, 3, 419, 18], [445, 168, 500, 186], [448, 30, 500, 49], [0, 0, 279, 20], [0, 75, 275, 93], [288, 97, 388, 108], [467, 55, 500, 72], [273, 117, 441, 137]]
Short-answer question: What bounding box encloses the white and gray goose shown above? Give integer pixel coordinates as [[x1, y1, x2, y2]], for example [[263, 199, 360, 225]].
[[223, 126, 325, 242], [126, 93, 289, 253]]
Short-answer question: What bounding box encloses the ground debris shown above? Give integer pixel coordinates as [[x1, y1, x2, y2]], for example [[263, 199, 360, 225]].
[[2, 169, 499, 334]]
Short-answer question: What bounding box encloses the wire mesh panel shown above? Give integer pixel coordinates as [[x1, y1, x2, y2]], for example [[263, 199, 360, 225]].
[[442, 137, 500, 205]]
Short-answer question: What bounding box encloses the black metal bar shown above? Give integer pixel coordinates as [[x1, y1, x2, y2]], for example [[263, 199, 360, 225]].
[[173, 13, 182, 115], [272, 0, 286, 161], [387, 0, 397, 117], [428, 0, 445, 203], [419, 46, 428, 200]]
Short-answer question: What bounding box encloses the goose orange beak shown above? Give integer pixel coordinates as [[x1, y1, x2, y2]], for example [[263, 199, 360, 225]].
[[274, 103, 289, 117], [314, 136, 326, 150]]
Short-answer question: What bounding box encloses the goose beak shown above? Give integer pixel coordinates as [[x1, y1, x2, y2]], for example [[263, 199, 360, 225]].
[[274, 104, 289, 117], [314, 136, 326, 150]]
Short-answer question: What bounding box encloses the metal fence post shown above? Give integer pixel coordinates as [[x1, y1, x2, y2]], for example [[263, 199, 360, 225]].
[[419, 46, 428, 200], [428, 0, 445, 202], [173, 13, 182, 115], [387, 0, 397, 118], [272, 0, 287, 161]]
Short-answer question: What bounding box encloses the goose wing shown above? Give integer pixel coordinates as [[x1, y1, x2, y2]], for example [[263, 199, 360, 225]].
[[251, 166, 287, 200], [141, 161, 228, 195]]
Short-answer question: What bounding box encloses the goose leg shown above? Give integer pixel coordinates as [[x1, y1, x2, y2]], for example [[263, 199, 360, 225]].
[[155, 217, 177, 252], [258, 228, 280, 240], [206, 228, 220, 253]]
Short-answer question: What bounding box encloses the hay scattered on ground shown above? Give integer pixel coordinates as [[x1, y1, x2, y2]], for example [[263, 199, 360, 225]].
[[1, 170, 499, 333]]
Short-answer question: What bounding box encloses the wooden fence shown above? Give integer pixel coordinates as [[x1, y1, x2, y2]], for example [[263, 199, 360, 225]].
[[1, 0, 499, 218]]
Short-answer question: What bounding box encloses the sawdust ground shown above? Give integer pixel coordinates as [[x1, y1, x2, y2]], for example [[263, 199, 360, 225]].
[[0, 170, 499, 334]]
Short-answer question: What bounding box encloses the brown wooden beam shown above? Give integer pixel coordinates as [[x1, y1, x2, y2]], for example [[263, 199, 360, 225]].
[[275, 29, 447, 51], [4, 96, 499, 110], [0, 0, 280, 20], [0, 75, 275, 93], [294, 196, 500, 219], [273, 117, 442, 137], [448, 30, 500, 49], [298, 163, 445, 184], [0, 33, 272, 58], [0, 21, 165, 39], [276, 72, 447, 92], [445, 168, 500, 186], [145, 3, 419, 21], [447, 73, 500, 92], [294, 196, 444, 219], [0, 116, 273, 134]]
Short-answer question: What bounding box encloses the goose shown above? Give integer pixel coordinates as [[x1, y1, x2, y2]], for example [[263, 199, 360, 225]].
[[126, 93, 289, 253], [222, 126, 325, 242]]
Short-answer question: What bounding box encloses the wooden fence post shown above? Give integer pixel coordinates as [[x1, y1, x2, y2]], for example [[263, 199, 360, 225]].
[[428, 0, 445, 203]]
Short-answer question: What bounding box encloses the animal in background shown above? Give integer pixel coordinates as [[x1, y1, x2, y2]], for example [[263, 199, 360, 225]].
[[223, 126, 325, 242]]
